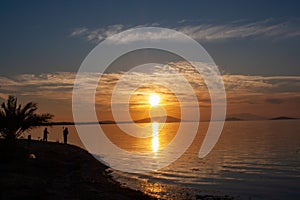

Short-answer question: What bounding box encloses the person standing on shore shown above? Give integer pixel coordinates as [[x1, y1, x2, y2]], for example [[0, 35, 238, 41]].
[[43, 128, 49, 141], [63, 127, 69, 144]]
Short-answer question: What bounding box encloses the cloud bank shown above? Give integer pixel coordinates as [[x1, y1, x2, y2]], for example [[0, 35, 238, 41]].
[[0, 67, 299, 107]]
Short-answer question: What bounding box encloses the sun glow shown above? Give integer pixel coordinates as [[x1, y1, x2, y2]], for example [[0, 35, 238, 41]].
[[149, 94, 160, 107]]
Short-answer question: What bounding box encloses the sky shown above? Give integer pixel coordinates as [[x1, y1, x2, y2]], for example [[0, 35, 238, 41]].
[[0, 0, 300, 121]]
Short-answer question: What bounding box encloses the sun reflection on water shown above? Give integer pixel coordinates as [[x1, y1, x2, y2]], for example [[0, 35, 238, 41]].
[[152, 122, 159, 154]]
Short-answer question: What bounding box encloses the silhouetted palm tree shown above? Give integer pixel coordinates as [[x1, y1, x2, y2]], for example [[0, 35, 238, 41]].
[[0, 95, 53, 140]]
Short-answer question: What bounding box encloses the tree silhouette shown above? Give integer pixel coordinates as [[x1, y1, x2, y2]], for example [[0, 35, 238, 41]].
[[0, 95, 53, 141]]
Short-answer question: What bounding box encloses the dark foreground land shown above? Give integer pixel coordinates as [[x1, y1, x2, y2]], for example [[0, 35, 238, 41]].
[[0, 139, 154, 200], [0, 139, 235, 200]]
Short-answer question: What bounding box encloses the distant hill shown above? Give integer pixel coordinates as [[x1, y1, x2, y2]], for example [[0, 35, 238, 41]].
[[225, 117, 243, 121], [42, 117, 183, 125], [134, 116, 181, 123], [269, 116, 299, 120], [44, 113, 299, 125], [226, 113, 266, 121], [42, 122, 75, 126], [42, 121, 116, 126]]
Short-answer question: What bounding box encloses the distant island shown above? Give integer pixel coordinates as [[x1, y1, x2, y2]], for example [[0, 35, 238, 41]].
[[41, 114, 299, 126], [225, 113, 266, 121], [225, 117, 243, 121], [269, 116, 299, 120], [42, 116, 183, 126], [134, 115, 181, 123]]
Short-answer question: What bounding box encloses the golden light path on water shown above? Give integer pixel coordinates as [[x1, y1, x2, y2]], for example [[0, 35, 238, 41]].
[[149, 93, 161, 155], [151, 122, 159, 155]]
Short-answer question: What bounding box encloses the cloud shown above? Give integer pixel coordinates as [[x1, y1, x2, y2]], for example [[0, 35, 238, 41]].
[[0, 72, 75, 101], [1, 67, 299, 117], [70, 27, 88, 36], [70, 18, 300, 43], [177, 19, 296, 41], [222, 75, 300, 93], [1, 69, 300, 100], [70, 24, 125, 43], [265, 98, 284, 104]]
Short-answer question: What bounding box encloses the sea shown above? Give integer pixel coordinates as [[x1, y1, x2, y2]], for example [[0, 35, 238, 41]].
[[27, 120, 300, 199]]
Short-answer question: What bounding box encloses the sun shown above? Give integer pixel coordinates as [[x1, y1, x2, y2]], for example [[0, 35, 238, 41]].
[[149, 94, 160, 107]]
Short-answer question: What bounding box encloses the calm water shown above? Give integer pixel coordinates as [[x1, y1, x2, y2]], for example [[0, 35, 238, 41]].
[[27, 120, 300, 199]]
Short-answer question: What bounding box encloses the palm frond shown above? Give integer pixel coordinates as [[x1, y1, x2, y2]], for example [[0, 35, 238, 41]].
[[0, 95, 54, 140]]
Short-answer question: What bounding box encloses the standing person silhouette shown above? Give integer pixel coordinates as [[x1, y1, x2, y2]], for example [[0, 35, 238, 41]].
[[63, 127, 69, 144], [43, 128, 49, 141]]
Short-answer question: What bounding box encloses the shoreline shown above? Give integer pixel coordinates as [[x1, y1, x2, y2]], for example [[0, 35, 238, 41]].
[[0, 139, 155, 200], [0, 139, 236, 200]]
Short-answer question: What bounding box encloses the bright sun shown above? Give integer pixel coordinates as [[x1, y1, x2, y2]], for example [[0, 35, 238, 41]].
[[149, 94, 160, 107]]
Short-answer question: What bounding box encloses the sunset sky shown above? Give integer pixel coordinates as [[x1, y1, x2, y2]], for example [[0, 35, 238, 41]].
[[0, 0, 300, 121]]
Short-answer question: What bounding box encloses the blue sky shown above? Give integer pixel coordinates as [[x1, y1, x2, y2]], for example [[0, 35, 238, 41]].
[[1, 0, 300, 75], [0, 1, 300, 121]]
